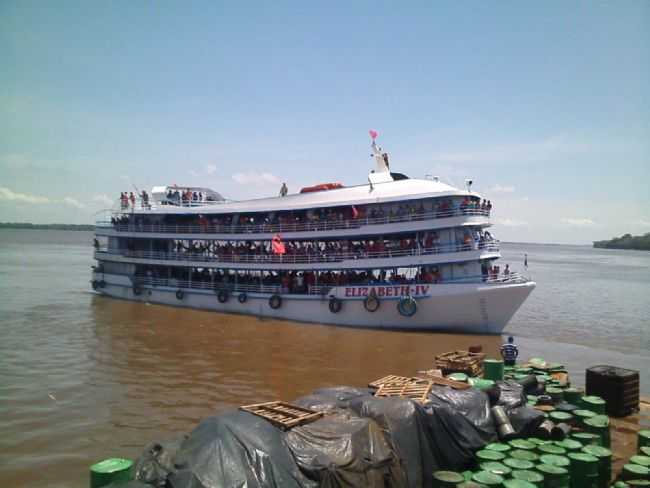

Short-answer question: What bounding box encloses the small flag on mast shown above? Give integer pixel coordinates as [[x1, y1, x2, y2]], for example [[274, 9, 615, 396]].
[[369, 129, 378, 140]]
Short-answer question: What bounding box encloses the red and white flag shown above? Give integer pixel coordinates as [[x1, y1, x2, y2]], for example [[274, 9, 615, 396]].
[[272, 234, 285, 255]]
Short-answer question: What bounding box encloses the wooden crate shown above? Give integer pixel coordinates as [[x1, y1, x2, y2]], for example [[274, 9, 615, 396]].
[[375, 379, 433, 404], [435, 350, 485, 376], [239, 401, 323, 430]]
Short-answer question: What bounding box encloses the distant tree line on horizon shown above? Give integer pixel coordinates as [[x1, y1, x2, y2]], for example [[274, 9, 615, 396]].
[[0, 222, 94, 231], [593, 232, 650, 251]]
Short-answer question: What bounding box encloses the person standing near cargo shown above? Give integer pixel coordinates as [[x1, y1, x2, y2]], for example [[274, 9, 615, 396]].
[[500, 336, 519, 366]]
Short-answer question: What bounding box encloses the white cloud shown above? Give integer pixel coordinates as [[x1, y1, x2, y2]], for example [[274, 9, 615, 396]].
[[497, 218, 529, 227], [62, 197, 85, 209], [0, 186, 50, 204], [205, 164, 217, 175], [488, 184, 515, 194], [561, 217, 595, 227], [92, 194, 114, 206], [232, 171, 281, 186]]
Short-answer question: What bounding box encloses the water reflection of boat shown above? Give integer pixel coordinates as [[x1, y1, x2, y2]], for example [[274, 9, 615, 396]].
[[92, 134, 534, 333]]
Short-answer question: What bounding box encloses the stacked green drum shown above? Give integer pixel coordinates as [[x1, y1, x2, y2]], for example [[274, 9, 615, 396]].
[[563, 388, 583, 405], [503, 480, 537, 488], [640, 431, 650, 450], [567, 452, 599, 487], [583, 415, 611, 448], [582, 445, 612, 488], [536, 463, 570, 488], [432, 470, 464, 487], [571, 432, 601, 446], [581, 396, 607, 415], [554, 439, 582, 453], [477, 449, 507, 463], [472, 470, 505, 486], [89, 458, 133, 488], [621, 463, 650, 481], [484, 359, 505, 381], [511, 469, 544, 486]]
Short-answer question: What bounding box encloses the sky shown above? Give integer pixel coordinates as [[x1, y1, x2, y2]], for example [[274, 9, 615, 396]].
[[1, 1, 648, 244]]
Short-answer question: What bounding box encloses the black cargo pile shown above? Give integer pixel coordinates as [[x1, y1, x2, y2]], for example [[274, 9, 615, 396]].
[[122, 385, 503, 488]]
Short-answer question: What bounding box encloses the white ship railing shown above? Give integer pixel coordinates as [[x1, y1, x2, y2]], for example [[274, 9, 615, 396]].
[[96, 241, 500, 265], [134, 276, 282, 294], [96, 208, 490, 235]]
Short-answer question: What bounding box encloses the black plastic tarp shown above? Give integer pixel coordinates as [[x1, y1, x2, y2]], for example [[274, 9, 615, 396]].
[[130, 385, 498, 488]]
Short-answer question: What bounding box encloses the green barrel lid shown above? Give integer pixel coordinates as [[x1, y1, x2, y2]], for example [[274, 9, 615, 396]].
[[546, 386, 564, 394], [571, 432, 600, 444], [582, 445, 612, 459], [573, 408, 596, 418], [448, 372, 469, 382], [456, 482, 485, 488], [549, 411, 574, 423], [640, 447, 650, 457], [527, 395, 538, 405], [469, 377, 495, 390], [640, 430, 650, 447], [613, 482, 631, 488], [527, 437, 548, 446], [476, 449, 506, 461], [485, 442, 512, 452], [89, 458, 133, 488], [480, 461, 512, 477], [462, 470, 475, 481], [628, 481, 650, 487], [432, 470, 465, 483], [504, 458, 535, 470], [515, 367, 534, 374], [509, 439, 537, 450], [630, 455, 650, 467], [539, 454, 571, 467], [472, 470, 504, 485], [538, 443, 566, 455], [554, 439, 582, 451], [622, 463, 650, 479], [503, 479, 537, 488], [511, 469, 544, 483], [510, 449, 539, 462], [587, 414, 610, 427], [581, 395, 606, 413], [536, 462, 568, 476]]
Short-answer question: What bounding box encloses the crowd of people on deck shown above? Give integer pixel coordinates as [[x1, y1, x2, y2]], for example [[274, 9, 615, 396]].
[[111, 196, 493, 232], [122, 229, 497, 263]]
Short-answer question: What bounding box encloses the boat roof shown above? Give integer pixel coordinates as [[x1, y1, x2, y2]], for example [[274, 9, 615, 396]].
[[140, 178, 478, 215]]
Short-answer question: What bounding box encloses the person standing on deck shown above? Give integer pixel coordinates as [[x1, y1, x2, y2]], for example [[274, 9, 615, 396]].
[[500, 336, 519, 366], [279, 182, 288, 197]]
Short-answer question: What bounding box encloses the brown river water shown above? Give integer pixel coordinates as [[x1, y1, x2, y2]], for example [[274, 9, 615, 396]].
[[1, 229, 648, 487]]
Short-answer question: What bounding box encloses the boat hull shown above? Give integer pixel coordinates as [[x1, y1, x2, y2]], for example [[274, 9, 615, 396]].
[[92, 274, 535, 334]]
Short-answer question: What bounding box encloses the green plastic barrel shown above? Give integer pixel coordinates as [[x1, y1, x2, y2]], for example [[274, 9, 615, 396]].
[[571, 432, 600, 446], [582, 445, 612, 488], [456, 482, 485, 488], [640, 431, 650, 449], [504, 458, 536, 471], [573, 409, 596, 425], [486, 442, 512, 453], [510, 449, 539, 462], [631, 456, 650, 468], [503, 479, 537, 488], [484, 359, 505, 381], [469, 377, 496, 390], [472, 470, 504, 486], [581, 396, 606, 414], [510, 439, 537, 451], [462, 470, 475, 481], [563, 388, 583, 405], [477, 449, 507, 462], [538, 443, 566, 456], [583, 415, 611, 448], [511, 469, 544, 486], [539, 454, 571, 468], [433, 470, 465, 486], [89, 458, 133, 488], [641, 447, 650, 457], [621, 463, 650, 481], [627, 481, 650, 487], [536, 463, 570, 488], [480, 461, 512, 477], [554, 439, 582, 452], [568, 452, 599, 487], [546, 387, 564, 403], [449, 372, 469, 382], [549, 411, 574, 425]]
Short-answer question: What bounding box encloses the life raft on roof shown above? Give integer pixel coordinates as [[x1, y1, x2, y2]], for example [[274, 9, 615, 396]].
[[299, 182, 344, 194]]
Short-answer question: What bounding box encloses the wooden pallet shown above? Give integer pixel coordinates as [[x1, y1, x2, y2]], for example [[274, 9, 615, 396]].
[[368, 374, 418, 389], [435, 350, 485, 376], [239, 401, 323, 430], [375, 379, 433, 403]]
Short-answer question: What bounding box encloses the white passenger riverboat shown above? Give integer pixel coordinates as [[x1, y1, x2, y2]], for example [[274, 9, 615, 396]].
[[91, 136, 535, 333]]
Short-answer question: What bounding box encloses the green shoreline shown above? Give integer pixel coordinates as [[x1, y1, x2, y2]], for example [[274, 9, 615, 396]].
[[593, 233, 650, 251], [0, 222, 94, 231]]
